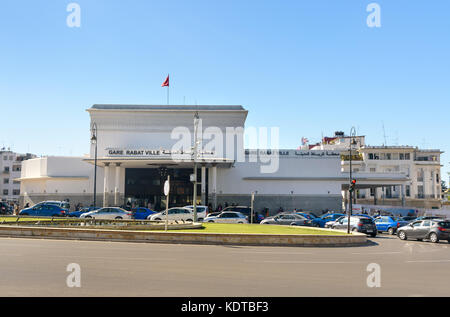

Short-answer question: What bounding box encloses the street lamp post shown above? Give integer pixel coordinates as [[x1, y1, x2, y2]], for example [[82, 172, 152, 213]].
[[192, 112, 200, 222], [348, 127, 357, 234], [91, 123, 98, 208]]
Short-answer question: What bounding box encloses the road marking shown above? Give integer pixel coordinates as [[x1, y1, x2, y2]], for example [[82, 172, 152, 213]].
[[229, 251, 314, 255], [406, 259, 450, 263], [351, 251, 401, 255], [245, 260, 365, 264]]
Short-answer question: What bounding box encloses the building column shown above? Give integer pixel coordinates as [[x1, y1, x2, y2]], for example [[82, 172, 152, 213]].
[[201, 165, 206, 205], [103, 163, 110, 207], [401, 184, 406, 207], [211, 164, 217, 209], [373, 187, 377, 205], [114, 163, 121, 206]]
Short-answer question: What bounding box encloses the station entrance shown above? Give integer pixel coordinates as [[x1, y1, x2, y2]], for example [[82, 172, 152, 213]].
[[124, 167, 202, 211]]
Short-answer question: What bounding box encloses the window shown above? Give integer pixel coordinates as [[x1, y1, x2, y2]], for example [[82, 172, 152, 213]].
[[12, 165, 21, 172], [405, 153, 410, 160], [412, 221, 422, 227], [370, 168, 376, 172], [12, 189, 20, 196], [370, 188, 375, 196], [369, 153, 374, 160], [422, 221, 431, 227], [3, 178, 9, 184], [3, 166, 9, 172], [406, 185, 410, 197], [2, 190, 8, 195], [386, 153, 392, 160]]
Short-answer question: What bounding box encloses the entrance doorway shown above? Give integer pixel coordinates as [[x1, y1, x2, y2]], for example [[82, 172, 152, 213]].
[[124, 168, 199, 211]]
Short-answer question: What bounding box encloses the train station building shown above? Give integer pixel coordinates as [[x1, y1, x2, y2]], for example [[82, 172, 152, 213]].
[[17, 104, 442, 213]]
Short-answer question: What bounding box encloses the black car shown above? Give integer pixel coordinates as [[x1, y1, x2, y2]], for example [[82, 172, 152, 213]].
[[332, 216, 377, 237], [397, 220, 450, 243]]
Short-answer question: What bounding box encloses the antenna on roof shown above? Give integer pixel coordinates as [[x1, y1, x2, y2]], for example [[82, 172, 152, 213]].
[[382, 122, 387, 146]]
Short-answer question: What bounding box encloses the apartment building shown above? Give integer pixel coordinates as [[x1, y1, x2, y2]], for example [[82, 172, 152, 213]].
[[0, 149, 36, 202], [311, 132, 443, 209]]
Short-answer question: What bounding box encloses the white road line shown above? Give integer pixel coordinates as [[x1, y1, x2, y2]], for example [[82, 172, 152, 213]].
[[245, 260, 365, 264], [406, 259, 450, 263], [351, 251, 401, 255]]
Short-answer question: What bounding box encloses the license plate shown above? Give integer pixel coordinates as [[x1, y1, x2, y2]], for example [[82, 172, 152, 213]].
[[366, 230, 373, 233]]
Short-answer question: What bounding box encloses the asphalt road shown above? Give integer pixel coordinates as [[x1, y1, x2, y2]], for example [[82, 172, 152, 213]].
[[0, 234, 449, 296]]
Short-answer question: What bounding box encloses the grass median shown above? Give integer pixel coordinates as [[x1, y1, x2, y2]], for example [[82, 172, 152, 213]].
[[156, 223, 348, 235]]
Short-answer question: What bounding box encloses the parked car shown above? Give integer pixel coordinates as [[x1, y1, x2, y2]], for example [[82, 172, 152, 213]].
[[221, 206, 264, 223], [295, 212, 317, 220], [331, 216, 377, 237], [203, 211, 249, 224], [415, 216, 445, 221], [80, 207, 133, 220], [401, 216, 417, 222], [39, 200, 71, 210], [397, 220, 450, 243], [19, 203, 69, 217], [148, 207, 195, 222], [67, 206, 100, 218], [325, 216, 346, 228], [132, 207, 156, 220], [183, 205, 207, 221], [260, 213, 309, 226], [374, 216, 410, 235], [309, 213, 345, 228]]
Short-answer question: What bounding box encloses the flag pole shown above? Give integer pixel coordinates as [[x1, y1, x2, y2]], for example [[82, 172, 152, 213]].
[[167, 74, 170, 105]]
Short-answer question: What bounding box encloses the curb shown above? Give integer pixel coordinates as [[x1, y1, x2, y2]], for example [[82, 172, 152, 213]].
[[0, 225, 367, 247]]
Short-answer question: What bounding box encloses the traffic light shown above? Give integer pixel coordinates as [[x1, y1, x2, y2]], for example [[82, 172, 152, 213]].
[[349, 179, 357, 192]]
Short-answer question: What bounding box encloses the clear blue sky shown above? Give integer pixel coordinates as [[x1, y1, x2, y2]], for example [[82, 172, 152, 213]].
[[0, 0, 449, 184]]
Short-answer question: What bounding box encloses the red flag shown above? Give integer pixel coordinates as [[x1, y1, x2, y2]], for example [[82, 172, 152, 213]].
[[161, 75, 169, 87]]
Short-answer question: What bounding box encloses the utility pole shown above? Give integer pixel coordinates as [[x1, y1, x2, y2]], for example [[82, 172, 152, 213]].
[[348, 127, 357, 234], [192, 112, 200, 222]]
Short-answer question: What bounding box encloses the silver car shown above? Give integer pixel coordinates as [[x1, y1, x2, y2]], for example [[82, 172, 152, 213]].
[[260, 213, 308, 226], [80, 207, 132, 220]]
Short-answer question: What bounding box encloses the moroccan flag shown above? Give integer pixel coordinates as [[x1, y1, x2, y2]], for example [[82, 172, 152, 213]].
[[162, 75, 169, 87]]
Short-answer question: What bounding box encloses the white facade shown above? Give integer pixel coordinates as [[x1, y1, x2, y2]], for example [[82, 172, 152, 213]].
[[312, 132, 443, 209], [18, 105, 345, 213]]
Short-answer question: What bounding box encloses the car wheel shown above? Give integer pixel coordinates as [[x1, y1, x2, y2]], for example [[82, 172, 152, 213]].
[[21, 213, 29, 216], [115, 216, 122, 220], [208, 220, 214, 223], [186, 219, 193, 222], [370, 233, 377, 237], [388, 227, 395, 235], [429, 232, 439, 243], [352, 228, 358, 232], [398, 231, 407, 240], [290, 223, 298, 226], [84, 216, 92, 219], [238, 221, 243, 224], [154, 218, 161, 221]]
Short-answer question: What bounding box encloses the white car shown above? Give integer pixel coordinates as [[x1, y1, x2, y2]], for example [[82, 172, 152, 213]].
[[325, 216, 345, 228], [183, 205, 207, 221], [148, 207, 195, 222], [80, 207, 132, 220], [203, 211, 249, 224]]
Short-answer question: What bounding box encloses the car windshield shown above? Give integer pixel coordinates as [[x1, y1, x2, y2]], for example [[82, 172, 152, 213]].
[[438, 222, 450, 228], [360, 218, 373, 224]]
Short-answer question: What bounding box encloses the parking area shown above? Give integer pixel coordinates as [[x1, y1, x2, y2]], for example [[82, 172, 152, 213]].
[[0, 232, 449, 296]]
